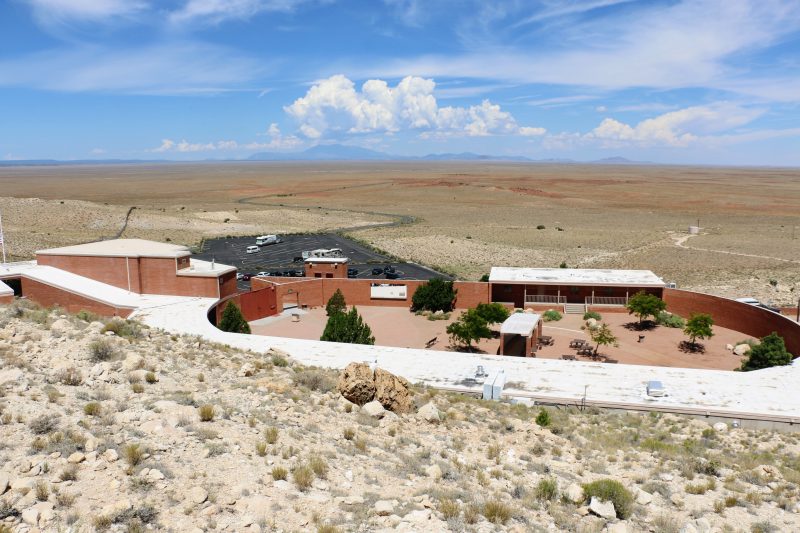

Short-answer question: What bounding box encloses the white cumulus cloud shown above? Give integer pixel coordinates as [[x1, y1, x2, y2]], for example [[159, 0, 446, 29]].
[[284, 74, 544, 139]]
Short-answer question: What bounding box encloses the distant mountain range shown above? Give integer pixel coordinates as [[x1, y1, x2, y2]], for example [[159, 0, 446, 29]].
[[0, 145, 651, 166]]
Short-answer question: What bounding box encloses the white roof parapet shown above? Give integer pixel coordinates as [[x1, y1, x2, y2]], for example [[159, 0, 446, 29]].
[[177, 259, 236, 278], [489, 267, 666, 287], [500, 313, 541, 336], [0, 279, 13, 296], [304, 257, 349, 264], [36, 239, 191, 259]]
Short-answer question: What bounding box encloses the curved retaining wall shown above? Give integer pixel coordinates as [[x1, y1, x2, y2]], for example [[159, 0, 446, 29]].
[[663, 288, 800, 356]]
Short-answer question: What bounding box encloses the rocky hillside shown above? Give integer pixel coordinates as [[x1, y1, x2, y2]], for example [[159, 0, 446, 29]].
[[0, 301, 799, 532]]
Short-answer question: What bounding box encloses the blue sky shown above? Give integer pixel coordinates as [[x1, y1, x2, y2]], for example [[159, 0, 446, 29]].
[[1, 0, 800, 164]]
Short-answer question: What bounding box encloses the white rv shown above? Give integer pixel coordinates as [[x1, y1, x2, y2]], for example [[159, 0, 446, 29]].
[[256, 235, 281, 246]]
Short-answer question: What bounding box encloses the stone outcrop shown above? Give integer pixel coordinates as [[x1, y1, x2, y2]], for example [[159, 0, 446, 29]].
[[337, 362, 376, 406], [337, 362, 413, 414], [374, 368, 414, 414]]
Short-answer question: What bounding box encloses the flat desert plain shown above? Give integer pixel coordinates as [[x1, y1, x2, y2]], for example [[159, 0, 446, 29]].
[[1, 161, 798, 304]]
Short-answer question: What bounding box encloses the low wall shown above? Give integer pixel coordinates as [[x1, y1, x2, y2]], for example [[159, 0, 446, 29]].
[[663, 288, 800, 356], [20, 278, 133, 318], [214, 286, 277, 324]]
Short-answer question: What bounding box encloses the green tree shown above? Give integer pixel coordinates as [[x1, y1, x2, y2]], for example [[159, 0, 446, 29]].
[[474, 302, 511, 324], [325, 289, 346, 316], [683, 313, 714, 349], [625, 291, 667, 324], [446, 309, 491, 350], [411, 278, 457, 312], [740, 332, 793, 371], [218, 301, 251, 334], [320, 306, 375, 345], [587, 322, 618, 355]]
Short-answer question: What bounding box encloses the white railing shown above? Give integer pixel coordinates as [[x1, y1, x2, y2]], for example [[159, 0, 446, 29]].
[[525, 295, 566, 304], [586, 296, 627, 306]]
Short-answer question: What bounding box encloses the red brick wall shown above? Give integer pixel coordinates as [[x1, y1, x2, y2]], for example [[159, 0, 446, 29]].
[[140, 257, 220, 298], [0, 294, 13, 305], [214, 286, 277, 323], [21, 277, 133, 318], [663, 288, 800, 356], [305, 262, 347, 278], [219, 271, 239, 299], [453, 281, 491, 309], [37, 254, 141, 292]]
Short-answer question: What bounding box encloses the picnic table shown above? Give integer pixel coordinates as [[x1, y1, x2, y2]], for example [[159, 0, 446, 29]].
[[538, 336, 554, 346], [569, 339, 586, 348], [577, 346, 595, 357], [561, 354, 576, 361]]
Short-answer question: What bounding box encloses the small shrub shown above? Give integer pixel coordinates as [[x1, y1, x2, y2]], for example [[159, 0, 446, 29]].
[[438, 498, 460, 519], [536, 224, 546, 230], [59, 464, 79, 482], [343, 428, 355, 440], [271, 466, 288, 481], [487, 444, 501, 462], [272, 354, 288, 367], [124, 443, 144, 467], [84, 402, 102, 416], [463, 503, 479, 524], [35, 481, 50, 501], [293, 465, 314, 491], [482, 500, 512, 524], [542, 309, 562, 322], [89, 338, 118, 362], [308, 455, 329, 479], [198, 404, 215, 422], [264, 426, 279, 444], [255, 441, 267, 457], [29, 414, 59, 435], [583, 311, 602, 321], [144, 372, 157, 384], [582, 479, 633, 519], [76, 310, 100, 322], [535, 408, 551, 427], [131, 383, 145, 394], [294, 370, 335, 392], [535, 477, 558, 501], [58, 367, 83, 386], [656, 311, 685, 328]]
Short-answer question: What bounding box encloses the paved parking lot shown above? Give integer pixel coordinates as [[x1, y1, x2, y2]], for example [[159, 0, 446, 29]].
[[195, 233, 450, 289]]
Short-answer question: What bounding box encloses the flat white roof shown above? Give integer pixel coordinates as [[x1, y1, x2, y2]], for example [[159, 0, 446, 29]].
[[500, 312, 541, 336], [0, 279, 13, 296], [37, 239, 191, 259], [489, 267, 666, 287], [305, 257, 349, 264], [177, 258, 236, 278]]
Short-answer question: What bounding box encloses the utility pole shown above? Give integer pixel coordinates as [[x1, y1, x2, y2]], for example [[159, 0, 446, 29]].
[[0, 210, 6, 265]]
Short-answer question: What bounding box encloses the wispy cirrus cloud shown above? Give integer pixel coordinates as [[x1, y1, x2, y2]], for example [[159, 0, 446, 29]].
[[0, 42, 265, 94], [22, 0, 148, 22], [168, 0, 329, 25]]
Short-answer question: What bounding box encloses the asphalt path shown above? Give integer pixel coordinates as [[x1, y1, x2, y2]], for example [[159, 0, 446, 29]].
[[195, 233, 450, 290]]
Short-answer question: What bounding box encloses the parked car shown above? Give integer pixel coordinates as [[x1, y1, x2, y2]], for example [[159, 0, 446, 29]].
[[292, 256, 303, 263], [371, 267, 384, 275], [246, 246, 260, 254], [241, 273, 253, 281], [347, 268, 359, 278], [257, 271, 270, 277], [268, 271, 283, 277], [735, 297, 781, 313], [236, 273, 244, 281], [383, 265, 396, 274], [385, 271, 399, 279]]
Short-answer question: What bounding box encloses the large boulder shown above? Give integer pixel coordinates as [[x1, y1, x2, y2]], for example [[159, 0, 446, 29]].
[[733, 343, 751, 356], [337, 362, 376, 406], [374, 368, 413, 414], [418, 402, 440, 423], [362, 401, 386, 419]]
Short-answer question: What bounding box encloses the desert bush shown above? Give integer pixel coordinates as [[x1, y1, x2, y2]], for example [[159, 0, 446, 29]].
[[308, 455, 329, 479], [463, 503, 479, 524], [264, 426, 279, 444], [83, 402, 102, 416], [132, 383, 145, 394], [59, 464, 79, 482], [293, 369, 335, 392], [35, 481, 50, 501], [542, 309, 562, 322], [482, 500, 512, 524], [89, 338, 118, 362], [293, 465, 314, 491], [76, 310, 100, 322], [535, 408, 551, 427], [271, 466, 288, 481], [535, 477, 558, 501], [29, 414, 59, 435], [144, 372, 157, 384], [102, 319, 143, 339], [255, 441, 267, 456], [58, 367, 83, 386], [582, 479, 633, 519], [272, 354, 288, 367], [198, 404, 215, 422], [438, 498, 460, 519], [343, 427, 355, 440], [123, 443, 144, 467]]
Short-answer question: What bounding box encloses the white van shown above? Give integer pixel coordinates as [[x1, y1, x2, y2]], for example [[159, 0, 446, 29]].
[[256, 235, 280, 246], [246, 246, 260, 254]]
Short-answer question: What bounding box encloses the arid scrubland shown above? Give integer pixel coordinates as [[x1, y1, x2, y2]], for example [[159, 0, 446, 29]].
[[0, 162, 799, 303], [1, 301, 799, 532]]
